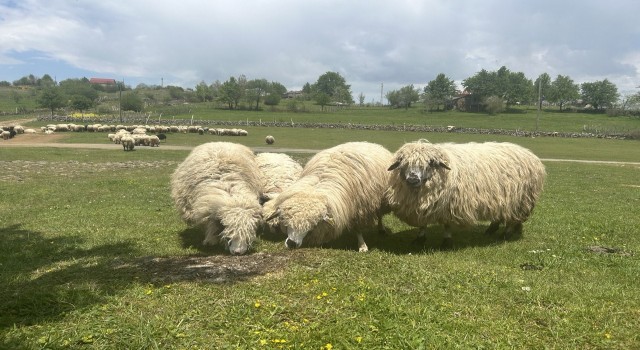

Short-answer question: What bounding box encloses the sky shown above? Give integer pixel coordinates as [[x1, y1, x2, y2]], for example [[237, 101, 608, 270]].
[[1, 0, 639, 103]]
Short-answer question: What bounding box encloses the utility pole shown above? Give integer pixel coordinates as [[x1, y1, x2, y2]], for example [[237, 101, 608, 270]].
[[536, 79, 542, 132], [380, 83, 383, 106], [119, 79, 123, 123]]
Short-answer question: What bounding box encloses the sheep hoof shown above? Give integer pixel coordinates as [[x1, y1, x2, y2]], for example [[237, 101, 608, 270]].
[[412, 235, 427, 245], [358, 245, 369, 253], [440, 237, 453, 250]]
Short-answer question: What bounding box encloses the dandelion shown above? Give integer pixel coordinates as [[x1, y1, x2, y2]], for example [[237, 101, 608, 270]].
[[324, 343, 333, 350], [145, 289, 153, 295], [254, 301, 262, 308], [260, 339, 267, 346], [355, 336, 363, 343], [604, 332, 612, 339]]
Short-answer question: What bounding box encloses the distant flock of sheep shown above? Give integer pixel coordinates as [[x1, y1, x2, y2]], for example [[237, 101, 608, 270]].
[[170, 140, 546, 255]]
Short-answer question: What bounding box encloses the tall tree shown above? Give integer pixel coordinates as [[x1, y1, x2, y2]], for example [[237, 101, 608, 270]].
[[195, 81, 214, 102], [581, 79, 619, 110], [548, 75, 579, 111], [37, 86, 66, 116], [218, 76, 243, 109], [387, 85, 420, 109], [311, 71, 354, 105], [423, 73, 457, 111], [245, 78, 270, 110], [534, 73, 552, 109]]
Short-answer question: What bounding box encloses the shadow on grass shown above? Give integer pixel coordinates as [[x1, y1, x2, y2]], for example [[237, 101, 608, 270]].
[[286, 223, 522, 255], [0, 224, 293, 334]]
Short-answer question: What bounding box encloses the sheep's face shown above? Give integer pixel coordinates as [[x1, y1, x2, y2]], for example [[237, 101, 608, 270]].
[[267, 195, 331, 249], [388, 146, 451, 189], [219, 204, 263, 255]]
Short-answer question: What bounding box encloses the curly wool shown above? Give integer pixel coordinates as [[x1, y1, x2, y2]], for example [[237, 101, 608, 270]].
[[265, 142, 392, 247], [387, 140, 546, 228], [256, 152, 303, 201], [170, 142, 264, 253]]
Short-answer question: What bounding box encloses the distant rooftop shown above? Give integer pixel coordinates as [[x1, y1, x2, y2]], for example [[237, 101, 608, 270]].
[[89, 78, 116, 85]]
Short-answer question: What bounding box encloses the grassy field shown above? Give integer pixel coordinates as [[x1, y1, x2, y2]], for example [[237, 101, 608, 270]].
[[1, 128, 639, 349]]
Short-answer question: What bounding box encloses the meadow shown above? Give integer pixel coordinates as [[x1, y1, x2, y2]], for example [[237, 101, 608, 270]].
[[1, 118, 640, 349]]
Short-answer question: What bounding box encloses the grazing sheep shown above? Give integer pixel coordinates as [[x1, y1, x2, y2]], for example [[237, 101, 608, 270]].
[[386, 140, 546, 247], [170, 142, 265, 255], [264, 142, 393, 252], [121, 135, 135, 151], [157, 133, 167, 142], [265, 135, 275, 145], [148, 135, 160, 147], [14, 125, 25, 134], [1, 130, 9, 140]]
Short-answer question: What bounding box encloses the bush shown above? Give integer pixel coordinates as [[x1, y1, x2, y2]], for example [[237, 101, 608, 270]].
[[483, 96, 505, 115]]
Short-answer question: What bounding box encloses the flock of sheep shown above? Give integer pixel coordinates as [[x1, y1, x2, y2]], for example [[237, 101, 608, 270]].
[[170, 140, 546, 255]]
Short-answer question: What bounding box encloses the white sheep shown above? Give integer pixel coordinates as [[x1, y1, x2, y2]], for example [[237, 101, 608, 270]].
[[264, 142, 393, 252], [121, 135, 135, 151], [24, 128, 37, 134], [256, 152, 303, 202], [386, 140, 546, 248], [170, 142, 265, 255], [148, 135, 160, 147], [265, 135, 275, 145], [1, 130, 9, 140], [14, 125, 25, 134]]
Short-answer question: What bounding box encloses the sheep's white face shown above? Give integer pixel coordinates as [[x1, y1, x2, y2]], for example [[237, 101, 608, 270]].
[[219, 204, 263, 255], [266, 195, 330, 249], [388, 147, 450, 189]]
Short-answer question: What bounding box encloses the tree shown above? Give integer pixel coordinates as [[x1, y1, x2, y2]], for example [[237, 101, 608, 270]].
[[121, 93, 144, 112], [70, 95, 94, 114], [581, 79, 619, 110], [59, 78, 98, 107], [218, 76, 244, 109], [358, 92, 366, 106], [463, 66, 532, 111], [423, 73, 457, 111], [37, 86, 67, 116], [314, 92, 331, 111], [264, 81, 287, 106], [39, 74, 56, 87], [387, 85, 420, 109], [245, 78, 270, 110], [534, 73, 552, 109], [311, 71, 354, 106], [195, 81, 214, 102], [548, 75, 579, 111], [167, 85, 185, 100]]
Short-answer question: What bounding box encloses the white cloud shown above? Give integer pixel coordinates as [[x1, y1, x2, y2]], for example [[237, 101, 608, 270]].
[[0, 0, 638, 99]]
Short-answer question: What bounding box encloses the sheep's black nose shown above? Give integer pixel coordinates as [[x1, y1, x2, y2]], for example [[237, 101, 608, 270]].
[[285, 238, 298, 249]]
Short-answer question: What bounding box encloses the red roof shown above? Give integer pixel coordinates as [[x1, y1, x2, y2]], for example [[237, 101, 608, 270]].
[[89, 78, 116, 85]]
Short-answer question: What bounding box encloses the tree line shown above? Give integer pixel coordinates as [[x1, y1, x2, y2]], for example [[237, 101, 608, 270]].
[[5, 68, 638, 116]]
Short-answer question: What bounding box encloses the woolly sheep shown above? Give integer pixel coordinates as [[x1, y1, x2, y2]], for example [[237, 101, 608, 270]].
[[170, 142, 264, 255], [121, 135, 135, 151], [265, 135, 275, 145], [1, 130, 9, 140], [256, 152, 303, 202], [14, 125, 25, 134], [148, 135, 160, 147], [24, 128, 37, 134], [386, 140, 546, 247], [264, 142, 392, 252]]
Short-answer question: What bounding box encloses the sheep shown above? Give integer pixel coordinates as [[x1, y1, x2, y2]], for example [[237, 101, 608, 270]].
[[386, 140, 546, 248], [170, 142, 265, 255], [121, 135, 135, 151], [14, 125, 25, 134], [1, 130, 9, 140], [24, 128, 37, 134], [157, 133, 167, 142], [264, 142, 393, 252], [256, 153, 303, 202], [265, 135, 275, 145], [148, 135, 160, 147]]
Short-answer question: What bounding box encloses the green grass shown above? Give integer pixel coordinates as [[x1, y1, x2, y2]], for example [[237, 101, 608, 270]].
[[1, 137, 639, 348]]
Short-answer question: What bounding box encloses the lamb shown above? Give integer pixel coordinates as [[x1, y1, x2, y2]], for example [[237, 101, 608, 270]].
[[170, 142, 265, 255], [264, 142, 393, 252], [121, 135, 135, 151], [386, 140, 546, 248]]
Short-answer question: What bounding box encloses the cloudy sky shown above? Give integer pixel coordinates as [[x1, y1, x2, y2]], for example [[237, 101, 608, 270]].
[[1, 0, 638, 102]]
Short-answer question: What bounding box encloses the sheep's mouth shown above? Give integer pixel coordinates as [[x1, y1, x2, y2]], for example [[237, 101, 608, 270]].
[[285, 238, 300, 249], [406, 177, 423, 188]]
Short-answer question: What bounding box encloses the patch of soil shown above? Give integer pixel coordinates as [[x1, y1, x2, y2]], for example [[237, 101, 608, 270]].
[[586, 245, 632, 256], [114, 252, 296, 284]]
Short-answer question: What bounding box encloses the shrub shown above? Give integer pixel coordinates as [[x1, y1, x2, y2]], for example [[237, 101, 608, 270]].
[[484, 96, 505, 115]]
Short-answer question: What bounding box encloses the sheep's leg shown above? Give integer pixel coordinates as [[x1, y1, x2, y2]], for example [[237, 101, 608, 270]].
[[504, 222, 523, 238], [413, 227, 427, 245], [441, 224, 453, 250], [484, 221, 501, 235], [357, 233, 369, 253]]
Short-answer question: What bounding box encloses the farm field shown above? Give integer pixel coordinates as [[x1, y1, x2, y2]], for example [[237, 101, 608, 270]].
[[1, 120, 640, 348]]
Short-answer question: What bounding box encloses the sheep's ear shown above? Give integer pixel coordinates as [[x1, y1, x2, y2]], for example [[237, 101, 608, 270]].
[[265, 210, 279, 222], [388, 159, 401, 171], [438, 160, 451, 170], [323, 213, 335, 227]]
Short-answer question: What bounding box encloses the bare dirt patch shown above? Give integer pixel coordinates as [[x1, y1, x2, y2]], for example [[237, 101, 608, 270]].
[[115, 251, 296, 284]]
